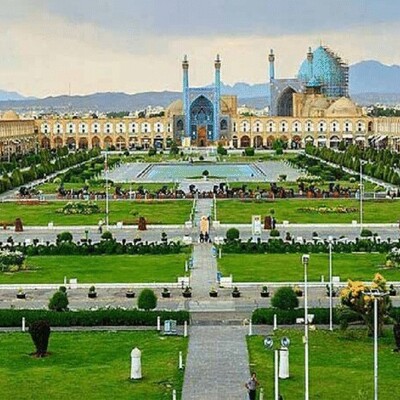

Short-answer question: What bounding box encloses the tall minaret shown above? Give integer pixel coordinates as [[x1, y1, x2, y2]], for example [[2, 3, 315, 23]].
[[307, 47, 313, 82], [268, 49, 275, 81], [213, 54, 221, 142], [182, 55, 190, 137]]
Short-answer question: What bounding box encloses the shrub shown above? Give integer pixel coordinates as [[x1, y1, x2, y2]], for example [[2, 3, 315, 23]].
[[244, 147, 255, 156], [271, 287, 299, 310], [202, 169, 209, 177], [360, 229, 373, 237], [270, 229, 280, 237], [147, 147, 157, 156], [217, 144, 227, 155], [56, 231, 73, 243], [138, 289, 157, 311], [101, 231, 113, 240], [226, 227, 240, 241], [29, 320, 51, 357], [48, 290, 69, 312]]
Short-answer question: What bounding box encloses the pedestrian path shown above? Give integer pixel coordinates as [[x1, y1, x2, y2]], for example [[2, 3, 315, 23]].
[[182, 325, 250, 400]]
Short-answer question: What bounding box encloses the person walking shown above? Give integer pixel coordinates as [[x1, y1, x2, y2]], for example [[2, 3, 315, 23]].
[[245, 372, 259, 400]]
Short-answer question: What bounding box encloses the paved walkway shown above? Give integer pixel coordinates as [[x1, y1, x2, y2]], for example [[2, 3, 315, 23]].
[[182, 325, 250, 400], [190, 244, 217, 298]]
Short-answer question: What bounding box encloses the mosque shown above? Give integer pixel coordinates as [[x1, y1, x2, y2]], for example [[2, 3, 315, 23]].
[[2, 44, 400, 157]]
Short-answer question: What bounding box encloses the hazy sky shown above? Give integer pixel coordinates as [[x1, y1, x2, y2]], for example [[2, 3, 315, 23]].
[[0, 0, 399, 97]]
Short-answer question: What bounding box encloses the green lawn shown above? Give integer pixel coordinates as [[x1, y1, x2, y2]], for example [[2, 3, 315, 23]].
[[248, 329, 399, 400], [0, 331, 187, 400], [36, 182, 176, 194], [217, 198, 400, 223], [218, 253, 400, 282], [0, 254, 188, 284], [0, 200, 192, 225]]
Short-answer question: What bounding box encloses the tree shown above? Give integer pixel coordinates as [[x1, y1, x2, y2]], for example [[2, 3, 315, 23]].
[[339, 273, 391, 336], [217, 144, 227, 155], [138, 289, 157, 310], [169, 141, 179, 156], [29, 320, 51, 357], [56, 231, 73, 243], [48, 290, 69, 312], [271, 287, 299, 310]]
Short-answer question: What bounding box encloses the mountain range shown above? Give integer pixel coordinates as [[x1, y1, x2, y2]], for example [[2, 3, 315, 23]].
[[1, 60, 400, 111]]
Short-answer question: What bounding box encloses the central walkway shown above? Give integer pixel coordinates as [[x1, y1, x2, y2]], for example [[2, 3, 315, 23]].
[[182, 198, 251, 399]]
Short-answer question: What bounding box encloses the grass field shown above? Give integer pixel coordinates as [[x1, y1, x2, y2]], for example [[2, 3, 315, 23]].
[[218, 253, 400, 282], [216, 198, 400, 223], [0, 200, 192, 226], [0, 254, 188, 284], [36, 182, 177, 194], [248, 329, 399, 400], [0, 331, 187, 400]]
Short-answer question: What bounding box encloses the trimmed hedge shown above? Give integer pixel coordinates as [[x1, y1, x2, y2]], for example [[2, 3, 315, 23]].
[[252, 307, 400, 325], [0, 309, 189, 327]]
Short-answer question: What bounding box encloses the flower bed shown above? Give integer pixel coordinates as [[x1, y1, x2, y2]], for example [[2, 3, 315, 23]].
[[0, 250, 25, 272], [56, 201, 101, 215], [297, 206, 358, 214]]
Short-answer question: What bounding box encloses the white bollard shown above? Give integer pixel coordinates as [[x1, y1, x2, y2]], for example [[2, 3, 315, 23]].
[[184, 321, 188, 337], [179, 351, 183, 369], [63, 276, 67, 285], [248, 320, 253, 336], [259, 387, 264, 400], [22, 317, 25, 332], [130, 348, 142, 380], [219, 248, 222, 259], [321, 275, 324, 283], [172, 389, 177, 400], [157, 316, 161, 331], [273, 314, 277, 331], [185, 261, 188, 272], [279, 347, 289, 379]]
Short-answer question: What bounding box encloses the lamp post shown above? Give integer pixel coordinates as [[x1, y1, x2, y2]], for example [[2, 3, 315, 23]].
[[105, 149, 109, 229], [359, 160, 367, 232], [328, 237, 333, 331], [302, 254, 310, 400], [362, 289, 389, 400]]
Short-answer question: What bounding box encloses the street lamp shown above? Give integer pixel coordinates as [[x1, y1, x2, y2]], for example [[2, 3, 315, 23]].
[[362, 288, 389, 400], [264, 336, 291, 400], [105, 149, 109, 229], [302, 254, 310, 400], [328, 236, 333, 331], [359, 160, 367, 232]]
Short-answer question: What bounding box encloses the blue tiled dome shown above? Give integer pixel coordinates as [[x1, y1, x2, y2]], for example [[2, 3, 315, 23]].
[[298, 46, 348, 97]]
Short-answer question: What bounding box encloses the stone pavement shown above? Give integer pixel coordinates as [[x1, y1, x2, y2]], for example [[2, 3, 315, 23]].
[[190, 244, 217, 298], [182, 325, 250, 400]]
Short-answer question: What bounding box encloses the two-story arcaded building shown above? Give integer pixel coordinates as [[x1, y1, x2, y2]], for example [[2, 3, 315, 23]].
[[3, 45, 400, 154]]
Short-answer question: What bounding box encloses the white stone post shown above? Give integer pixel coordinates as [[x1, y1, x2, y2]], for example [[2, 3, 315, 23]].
[[273, 314, 277, 331], [130, 347, 142, 380], [279, 347, 290, 379], [185, 261, 188, 272], [63, 276, 67, 285], [259, 387, 264, 400], [219, 248, 222, 259], [248, 320, 253, 336], [157, 316, 161, 331], [172, 389, 177, 400], [184, 321, 188, 337], [179, 351, 183, 369], [22, 317, 25, 332]]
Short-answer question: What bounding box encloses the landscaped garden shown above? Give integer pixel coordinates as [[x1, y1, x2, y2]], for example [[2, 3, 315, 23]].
[[218, 253, 400, 282], [0, 254, 188, 284], [216, 198, 400, 223], [0, 331, 187, 400], [0, 200, 192, 225], [247, 329, 399, 400]]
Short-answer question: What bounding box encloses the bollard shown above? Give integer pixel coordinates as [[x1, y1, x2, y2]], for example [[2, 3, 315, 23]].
[[130, 348, 142, 380], [279, 347, 289, 379], [259, 387, 264, 400], [185, 261, 188, 272], [22, 317, 25, 332], [321, 275, 324, 283], [248, 320, 253, 336], [219, 248, 222, 259], [184, 321, 188, 337], [273, 314, 277, 331], [64, 276, 67, 285], [179, 351, 183, 369], [172, 389, 177, 400], [157, 316, 161, 331]]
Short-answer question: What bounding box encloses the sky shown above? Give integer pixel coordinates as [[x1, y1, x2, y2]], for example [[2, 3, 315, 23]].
[[0, 0, 399, 98]]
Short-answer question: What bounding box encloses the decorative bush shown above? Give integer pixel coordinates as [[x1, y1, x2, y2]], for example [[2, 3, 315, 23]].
[[360, 228, 373, 237], [56, 201, 100, 215], [0, 250, 25, 272], [29, 320, 51, 357], [138, 289, 157, 311], [271, 287, 299, 310], [101, 231, 113, 240], [269, 229, 280, 237], [202, 170, 209, 177], [56, 231, 73, 243], [48, 290, 69, 312], [244, 147, 255, 156], [226, 227, 240, 241]]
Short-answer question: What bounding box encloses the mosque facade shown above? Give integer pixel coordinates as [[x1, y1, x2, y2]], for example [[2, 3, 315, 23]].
[[3, 45, 400, 156]]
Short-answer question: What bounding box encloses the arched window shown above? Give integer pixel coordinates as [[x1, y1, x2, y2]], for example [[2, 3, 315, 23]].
[[177, 120, 184, 131], [220, 119, 228, 130]]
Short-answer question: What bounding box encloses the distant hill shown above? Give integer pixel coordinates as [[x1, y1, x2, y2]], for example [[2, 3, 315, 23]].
[[1, 59, 400, 111]]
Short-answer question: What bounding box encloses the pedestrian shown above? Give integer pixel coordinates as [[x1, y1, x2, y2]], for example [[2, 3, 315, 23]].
[[245, 372, 259, 400]]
